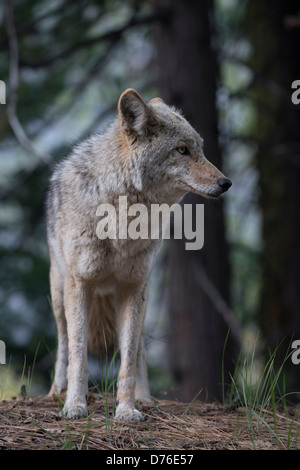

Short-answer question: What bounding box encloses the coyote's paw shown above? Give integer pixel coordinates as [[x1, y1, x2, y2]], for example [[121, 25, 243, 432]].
[[61, 402, 88, 420], [115, 405, 144, 422]]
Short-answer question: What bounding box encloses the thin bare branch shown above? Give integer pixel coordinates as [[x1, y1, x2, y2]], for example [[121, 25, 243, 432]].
[[193, 263, 241, 343], [5, 0, 53, 167]]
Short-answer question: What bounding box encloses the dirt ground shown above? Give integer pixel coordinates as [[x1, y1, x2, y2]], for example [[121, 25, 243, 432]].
[[0, 393, 299, 450]]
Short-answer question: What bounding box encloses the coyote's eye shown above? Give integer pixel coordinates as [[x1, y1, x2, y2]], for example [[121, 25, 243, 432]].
[[177, 146, 190, 156]]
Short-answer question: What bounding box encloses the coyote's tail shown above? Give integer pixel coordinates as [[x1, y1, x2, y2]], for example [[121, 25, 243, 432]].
[[88, 294, 117, 357]]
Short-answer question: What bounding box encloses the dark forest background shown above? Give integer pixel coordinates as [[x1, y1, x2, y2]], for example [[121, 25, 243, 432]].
[[0, 0, 300, 403]]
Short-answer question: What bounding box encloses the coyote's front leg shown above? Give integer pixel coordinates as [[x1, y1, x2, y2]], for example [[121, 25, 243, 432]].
[[61, 274, 90, 419], [115, 283, 148, 422]]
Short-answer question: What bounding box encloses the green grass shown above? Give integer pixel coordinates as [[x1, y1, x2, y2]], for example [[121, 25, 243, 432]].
[[223, 332, 300, 449], [0, 357, 20, 400], [0, 340, 44, 401]]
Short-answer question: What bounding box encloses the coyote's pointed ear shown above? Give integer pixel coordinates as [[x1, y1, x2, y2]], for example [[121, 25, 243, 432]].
[[118, 89, 158, 137]]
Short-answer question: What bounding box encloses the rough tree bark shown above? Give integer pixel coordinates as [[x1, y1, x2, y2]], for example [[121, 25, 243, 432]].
[[247, 0, 300, 395]]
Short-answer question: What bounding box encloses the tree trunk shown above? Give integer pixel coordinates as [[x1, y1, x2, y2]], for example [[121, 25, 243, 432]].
[[152, 0, 237, 402], [247, 0, 300, 395]]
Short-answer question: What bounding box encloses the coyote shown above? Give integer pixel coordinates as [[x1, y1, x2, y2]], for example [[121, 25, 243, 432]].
[[46, 88, 232, 421]]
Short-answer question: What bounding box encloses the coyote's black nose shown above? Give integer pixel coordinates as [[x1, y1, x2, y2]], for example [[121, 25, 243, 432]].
[[218, 178, 232, 191]]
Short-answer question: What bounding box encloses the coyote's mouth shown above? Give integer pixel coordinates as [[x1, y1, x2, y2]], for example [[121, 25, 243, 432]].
[[180, 182, 225, 199], [183, 176, 232, 199]]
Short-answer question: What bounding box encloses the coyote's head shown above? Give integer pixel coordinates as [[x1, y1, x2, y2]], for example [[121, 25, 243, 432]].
[[118, 88, 232, 199]]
